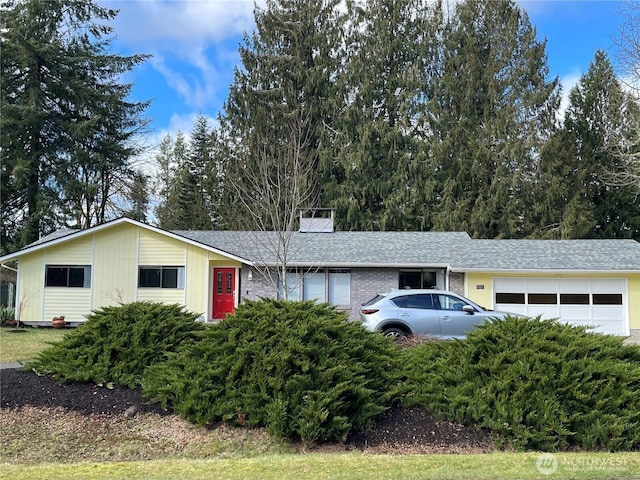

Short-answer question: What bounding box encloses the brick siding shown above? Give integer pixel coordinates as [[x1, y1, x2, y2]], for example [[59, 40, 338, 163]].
[[238, 267, 465, 321]]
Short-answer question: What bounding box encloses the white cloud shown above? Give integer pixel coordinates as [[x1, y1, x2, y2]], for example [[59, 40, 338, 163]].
[[107, 0, 255, 45], [104, 1, 251, 113], [557, 70, 581, 122], [149, 49, 232, 110]]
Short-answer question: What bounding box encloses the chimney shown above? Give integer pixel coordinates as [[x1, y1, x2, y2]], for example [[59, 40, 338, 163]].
[[299, 208, 335, 233]]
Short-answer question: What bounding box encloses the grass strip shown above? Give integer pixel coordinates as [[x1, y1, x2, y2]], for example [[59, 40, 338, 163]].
[[1, 452, 639, 480], [0, 327, 67, 363]]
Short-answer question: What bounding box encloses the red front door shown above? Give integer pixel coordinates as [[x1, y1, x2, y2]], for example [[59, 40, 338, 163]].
[[213, 268, 236, 319]]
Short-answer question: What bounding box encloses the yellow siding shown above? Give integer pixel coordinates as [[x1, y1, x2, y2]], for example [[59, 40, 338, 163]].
[[139, 230, 186, 265], [465, 271, 640, 331], [44, 236, 92, 264], [14, 221, 247, 323], [464, 272, 494, 308], [629, 274, 640, 330], [136, 289, 184, 304], [185, 246, 209, 317], [43, 289, 91, 323], [210, 256, 241, 267], [16, 252, 44, 322], [92, 223, 138, 308]]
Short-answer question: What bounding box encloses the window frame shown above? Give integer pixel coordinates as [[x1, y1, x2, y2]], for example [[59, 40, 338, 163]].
[[278, 268, 351, 307], [496, 291, 623, 307], [138, 266, 185, 289], [592, 293, 623, 306], [45, 265, 91, 288]]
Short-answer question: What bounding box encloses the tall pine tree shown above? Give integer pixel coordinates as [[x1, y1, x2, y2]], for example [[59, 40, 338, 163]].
[[538, 51, 640, 238], [154, 134, 180, 229], [325, 0, 440, 231], [428, 0, 559, 238], [219, 0, 346, 231], [184, 114, 216, 230], [0, 0, 149, 247]]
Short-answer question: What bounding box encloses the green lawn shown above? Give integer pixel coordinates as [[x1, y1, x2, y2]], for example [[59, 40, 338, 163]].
[[1, 452, 639, 480], [0, 327, 67, 363]]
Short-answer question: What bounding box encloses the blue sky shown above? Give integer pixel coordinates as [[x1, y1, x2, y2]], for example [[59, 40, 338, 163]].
[[103, 0, 627, 149]]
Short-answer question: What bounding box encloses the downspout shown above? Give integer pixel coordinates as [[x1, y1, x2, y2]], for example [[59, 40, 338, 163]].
[[445, 265, 450, 291], [0, 263, 17, 273]]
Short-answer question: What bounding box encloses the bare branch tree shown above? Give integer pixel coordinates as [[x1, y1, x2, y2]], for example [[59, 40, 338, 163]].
[[227, 108, 321, 296], [603, 117, 640, 194], [606, 1, 640, 192], [616, 2, 640, 91]]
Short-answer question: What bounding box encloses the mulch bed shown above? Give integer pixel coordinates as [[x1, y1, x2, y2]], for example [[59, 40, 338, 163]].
[[0, 367, 495, 453], [0, 368, 167, 416]]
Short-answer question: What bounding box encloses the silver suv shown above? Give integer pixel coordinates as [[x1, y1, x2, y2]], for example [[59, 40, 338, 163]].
[[359, 289, 514, 339]]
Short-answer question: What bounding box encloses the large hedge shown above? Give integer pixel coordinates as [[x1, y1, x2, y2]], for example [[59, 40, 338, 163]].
[[28, 302, 205, 388], [142, 299, 404, 445], [401, 315, 640, 451]]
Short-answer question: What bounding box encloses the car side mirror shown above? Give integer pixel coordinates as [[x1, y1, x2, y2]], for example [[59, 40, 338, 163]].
[[462, 305, 475, 314]]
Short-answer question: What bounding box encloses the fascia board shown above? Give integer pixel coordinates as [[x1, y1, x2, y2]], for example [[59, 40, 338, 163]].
[[0, 218, 254, 266]]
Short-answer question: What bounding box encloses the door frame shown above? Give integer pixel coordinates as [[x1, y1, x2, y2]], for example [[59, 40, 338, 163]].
[[210, 266, 239, 321]]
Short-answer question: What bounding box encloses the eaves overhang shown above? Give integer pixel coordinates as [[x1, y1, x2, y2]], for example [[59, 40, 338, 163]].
[[0, 217, 254, 266]]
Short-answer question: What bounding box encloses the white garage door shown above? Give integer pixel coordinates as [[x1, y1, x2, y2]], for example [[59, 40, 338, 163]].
[[493, 278, 628, 336]]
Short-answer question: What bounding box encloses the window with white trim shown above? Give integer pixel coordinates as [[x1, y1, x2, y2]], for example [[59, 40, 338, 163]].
[[278, 269, 351, 306], [139, 266, 185, 288]]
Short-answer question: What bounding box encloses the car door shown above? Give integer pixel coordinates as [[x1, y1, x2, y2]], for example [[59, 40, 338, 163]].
[[435, 293, 480, 338], [395, 294, 441, 336]]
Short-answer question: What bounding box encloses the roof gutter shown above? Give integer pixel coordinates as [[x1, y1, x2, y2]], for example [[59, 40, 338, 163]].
[[260, 262, 453, 269], [451, 267, 640, 275]]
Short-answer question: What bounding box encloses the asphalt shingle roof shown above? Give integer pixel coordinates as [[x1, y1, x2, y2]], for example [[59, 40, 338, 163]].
[[174, 230, 640, 272], [454, 239, 640, 271], [173, 230, 472, 266], [9, 218, 639, 272]]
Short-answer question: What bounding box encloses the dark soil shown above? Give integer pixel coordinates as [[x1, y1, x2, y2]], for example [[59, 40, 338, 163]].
[[345, 407, 495, 453], [0, 368, 168, 416], [0, 367, 495, 453]]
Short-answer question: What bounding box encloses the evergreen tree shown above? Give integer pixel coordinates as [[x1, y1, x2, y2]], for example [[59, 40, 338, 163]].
[[428, 0, 559, 238], [154, 120, 220, 231], [153, 134, 180, 228], [0, 0, 150, 247], [155, 131, 197, 230], [185, 114, 216, 230], [217, 0, 346, 292], [326, 0, 440, 231], [219, 0, 346, 231], [124, 171, 150, 223], [608, 2, 640, 194], [538, 51, 640, 238], [534, 129, 596, 239]]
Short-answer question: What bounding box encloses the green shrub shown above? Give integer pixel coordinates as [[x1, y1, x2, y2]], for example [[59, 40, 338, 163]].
[[28, 302, 205, 388], [142, 298, 403, 445], [401, 315, 640, 451], [0, 307, 15, 326]]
